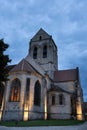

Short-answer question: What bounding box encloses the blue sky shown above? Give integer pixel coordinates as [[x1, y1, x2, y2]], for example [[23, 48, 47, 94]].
[[0, 0, 87, 101]]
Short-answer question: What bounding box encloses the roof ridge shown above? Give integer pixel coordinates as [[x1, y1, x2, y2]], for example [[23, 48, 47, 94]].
[[57, 68, 77, 72], [21, 59, 25, 71]]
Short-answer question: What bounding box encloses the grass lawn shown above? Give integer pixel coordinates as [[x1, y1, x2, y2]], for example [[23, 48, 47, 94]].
[[0, 120, 85, 127]]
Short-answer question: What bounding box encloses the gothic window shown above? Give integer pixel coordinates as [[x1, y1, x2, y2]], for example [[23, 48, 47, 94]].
[[34, 81, 41, 106], [0, 84, 4, 109], [9, 78, 21, 102], [33, 47, 37, 59], [59, 94, 64, 105], [25, 78, 30, 101], [43, 45, 47, 58], [52, 95, 55, 105]]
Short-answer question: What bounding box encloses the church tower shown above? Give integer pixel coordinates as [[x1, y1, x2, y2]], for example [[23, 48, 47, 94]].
[[28, 28, 58, 79]]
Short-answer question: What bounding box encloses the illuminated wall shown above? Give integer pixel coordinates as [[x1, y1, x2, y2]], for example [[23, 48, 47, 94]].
[[44, 93, 47, 120], [23, 104, 29, 121], [76, 102, 83, 120]]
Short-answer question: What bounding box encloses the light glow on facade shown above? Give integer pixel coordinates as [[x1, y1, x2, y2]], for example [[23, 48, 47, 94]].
[[76, 102, 82, 120], [24, 104, 29, 121], [44, 94, 47, 120]]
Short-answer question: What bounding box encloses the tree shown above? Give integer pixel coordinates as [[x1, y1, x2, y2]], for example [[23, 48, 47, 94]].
[[0, 39, 11, 85]]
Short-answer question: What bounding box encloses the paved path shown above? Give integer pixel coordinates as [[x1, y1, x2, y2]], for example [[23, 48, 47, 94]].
[[78, 122, 87, 130], [0, 122, 87, 130]]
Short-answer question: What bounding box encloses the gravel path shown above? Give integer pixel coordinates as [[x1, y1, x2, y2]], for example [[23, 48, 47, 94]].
[[0, 122, 87, 130]]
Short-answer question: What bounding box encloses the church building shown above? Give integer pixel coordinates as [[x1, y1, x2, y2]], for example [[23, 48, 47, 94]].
[[0, 28, 84, 121]]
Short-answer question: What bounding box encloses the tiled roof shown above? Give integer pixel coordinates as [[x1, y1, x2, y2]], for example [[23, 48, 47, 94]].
[[10, 59, 37, 73], [54, 69, 78, 82]]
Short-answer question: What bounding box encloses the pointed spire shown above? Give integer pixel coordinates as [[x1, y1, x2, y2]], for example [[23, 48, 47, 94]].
[[31, 28, 51, 41]]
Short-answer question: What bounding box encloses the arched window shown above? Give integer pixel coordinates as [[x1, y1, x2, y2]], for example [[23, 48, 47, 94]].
[[59, 94, 64, 105], [39, 36, 42, 40], [9, 78, 21, 102], [34, 81, 41, 106], [25, 78, 30, 101], [33, 47, 37, 59], [43, 45, 47, 58], [52, 95, 55, 105], [0, 83, 4, 109]]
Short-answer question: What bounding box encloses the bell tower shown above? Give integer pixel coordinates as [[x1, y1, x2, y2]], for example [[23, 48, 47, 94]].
[[28, 28, 58, 79]]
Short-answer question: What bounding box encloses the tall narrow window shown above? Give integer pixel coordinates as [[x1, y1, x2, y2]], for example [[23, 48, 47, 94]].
[[39, 36, 42, 40], [0, 84, 4, 109], [43, 45, 47, 58], [34, 81, 41, 106], [59, 94, 64, 105], [33, 47, 37, 59], [52, 95, 55, 105], [25, 78, 30, 101], [9, 78, 21, 102]]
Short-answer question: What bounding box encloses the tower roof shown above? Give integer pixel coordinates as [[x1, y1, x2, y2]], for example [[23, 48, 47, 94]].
[[30, 28, 57, 49], [31, 28, 51, 41]]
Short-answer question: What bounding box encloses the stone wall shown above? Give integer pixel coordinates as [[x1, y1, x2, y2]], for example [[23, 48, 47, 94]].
[[48, 92, 71, 119], [2, 102, 22, 121]]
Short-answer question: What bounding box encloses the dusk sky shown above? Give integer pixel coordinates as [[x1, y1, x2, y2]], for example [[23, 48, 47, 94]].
[[0, 0, 87, 101]]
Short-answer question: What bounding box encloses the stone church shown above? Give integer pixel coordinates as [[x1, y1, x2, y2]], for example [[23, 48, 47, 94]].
[[0, 28, 84, 121]]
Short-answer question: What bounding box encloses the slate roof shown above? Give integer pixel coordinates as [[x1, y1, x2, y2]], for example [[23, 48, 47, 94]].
[[6, 65, 16, 72], [54, 68, 78, 82], [48, 84, 71, 94], [10, 59, 38, 73]]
